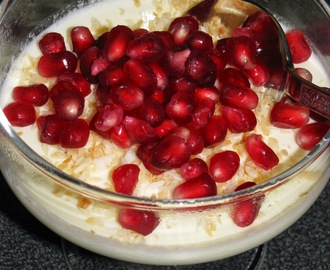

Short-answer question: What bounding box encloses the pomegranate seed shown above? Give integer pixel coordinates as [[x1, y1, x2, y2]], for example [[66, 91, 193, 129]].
[[180, 158, 208, 181], [165, 92, 196, 126], [218, 67, 250, 89], [168, 16, 199, 46], [232, 196, 263, 227], [286, 29, 312, 64], [209, 150, 240, 182], [57, 72, 92, 97], [153, 31, 175, 50], [137, 98, 165, 127], [162, 48, 191, 78], [60, 118, 90, 148], [3, 101, 36, 127], [215, 38, 229, 64], [150, 135, 192, 170], [37, 114, 64, 144], [243, 59, 270, 86], [103, 25, 134, 63], [99, 65, 125, 88], [194, 86, 220, 103], [123, 116, 157, 144], [235, 181, 257, 191], [52, 89, 85, 121], [166, 77, 197, 95], [295, 68, 313, 82], [137, 140, 164, 175], [226, 36, 257, 70], [91, 104, 124, 132], [90, 57, 110, 76], [220, 85, 259, 110], [172, 173, 217, 199], [169, 127, 204, 155], [49, 80, 80, 101], [201, 115, 227, 147], [296, 122, 330, 150], [222, 106, 257, 133], [112, 164, 140, 195], [37, 51, 78, 78], [149, 89, 167, 105], [187, 30, 214, 53], [211, 50, 227, 74], [187, 97, 215, 130], [70, 26, 95, 56], [123, 59, 157, 94], [126, 32, 165, 63], [245, 134, 279, 170], [79, 46, 101, 83], [270, 102, 310, 129], [38, 32, 66, 55], [133, 28, 149, 38], [148, 63, 169, 91], [154, 118, 178, 138], [185, 49, 217, 87], [110, 124, 133, 148], [118, 208, 160, 236], [110, 81, 144, 111], [13, 84, 49, 106]]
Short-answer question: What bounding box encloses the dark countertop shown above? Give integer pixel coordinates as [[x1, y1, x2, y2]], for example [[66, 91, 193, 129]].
[[0, 170, 329, 270]]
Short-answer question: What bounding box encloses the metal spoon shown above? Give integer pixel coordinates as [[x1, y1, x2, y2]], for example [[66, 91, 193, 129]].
[[186, 0, 330, 119]]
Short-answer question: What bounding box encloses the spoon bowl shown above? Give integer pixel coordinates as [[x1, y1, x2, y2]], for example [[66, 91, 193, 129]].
[[187, 0, 330, 119]]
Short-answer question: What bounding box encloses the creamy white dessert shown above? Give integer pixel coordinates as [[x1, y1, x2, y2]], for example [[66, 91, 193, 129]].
[[0, 0, 329, 265]]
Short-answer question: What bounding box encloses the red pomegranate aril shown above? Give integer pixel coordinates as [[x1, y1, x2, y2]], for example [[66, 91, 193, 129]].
[[209, 150, 240, 183], [163, 48, 191, 78], [294, 68, 313, 82], [13, 84, 49, 106], [154, 118, 178, 138], [99, 65, 125, 88], [220, 85, 259, 110], [38, 32, 66, 55], [153, 31, 175, 50], [226, 36, 257, 70], [150, 135, 192, 170], [137, 140, 164, 175], [79, 46, 101, 83], [222, 106, 257, 133], [3, 101, 36, 127], [70, 26, 95, 56], [296, 122, 330, 150], [148, 63, 169, 91], [123, 59, 157, 94], [168, 16, 199, 46], [201, 115, 228, 147], [243, 59, 270, 86], [270, 102, 310, 129], [110, 124, 133, 148], [52, 89, 85, 121], [90, 57, 110, 76], [286, 29, 312, 64], [187, 30, 214, 53], [165, 92, 196, 126], [60, 118, 90, 148], [50, 80, 81, 101], [37, 114, 64, 144], [211, 50, 227, 74], [187, 97, 215, 130], [103, 25, 134, 63], [172, 173, 217, 199], [112, 164, 140, 195], [126, 32, 165, 63], [92, 104, 124, 132], [137, 98, 165, 127], [118, 208, 160, 236], [37, 51, 78, 78], [133, 28, 149, 38], [245, 134, 279, 170], [218, 67, 250, 89], [166, 77, 197, 95], [57, 72, 92, 97], [123, 116, 157, 144], [194, 86, 220, 103], [169, 127, 204, 155], [110, 81, 144, 111], [235, 181, 257, 191], [185, 49, 217, 87], [180, 158, 208, 181], [232, 196, 263, 227], [149, 89, 167, 105]]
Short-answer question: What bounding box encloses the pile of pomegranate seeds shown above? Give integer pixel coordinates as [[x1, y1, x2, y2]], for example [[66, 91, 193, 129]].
[[3, 9, 330, 235]]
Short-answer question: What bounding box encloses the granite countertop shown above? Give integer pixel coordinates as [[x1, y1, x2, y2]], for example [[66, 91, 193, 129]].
[[0, 170, 329, 270]]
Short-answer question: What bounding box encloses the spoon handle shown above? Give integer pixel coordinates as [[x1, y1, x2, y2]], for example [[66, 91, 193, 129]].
[[287, 70, 330, 119]]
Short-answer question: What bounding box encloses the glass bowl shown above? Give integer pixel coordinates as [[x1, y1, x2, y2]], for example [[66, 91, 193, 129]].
[[0, 0, 329, 266]]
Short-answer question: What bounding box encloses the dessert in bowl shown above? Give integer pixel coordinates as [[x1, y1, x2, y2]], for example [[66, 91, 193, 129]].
[[0, 0, 329, 265]]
